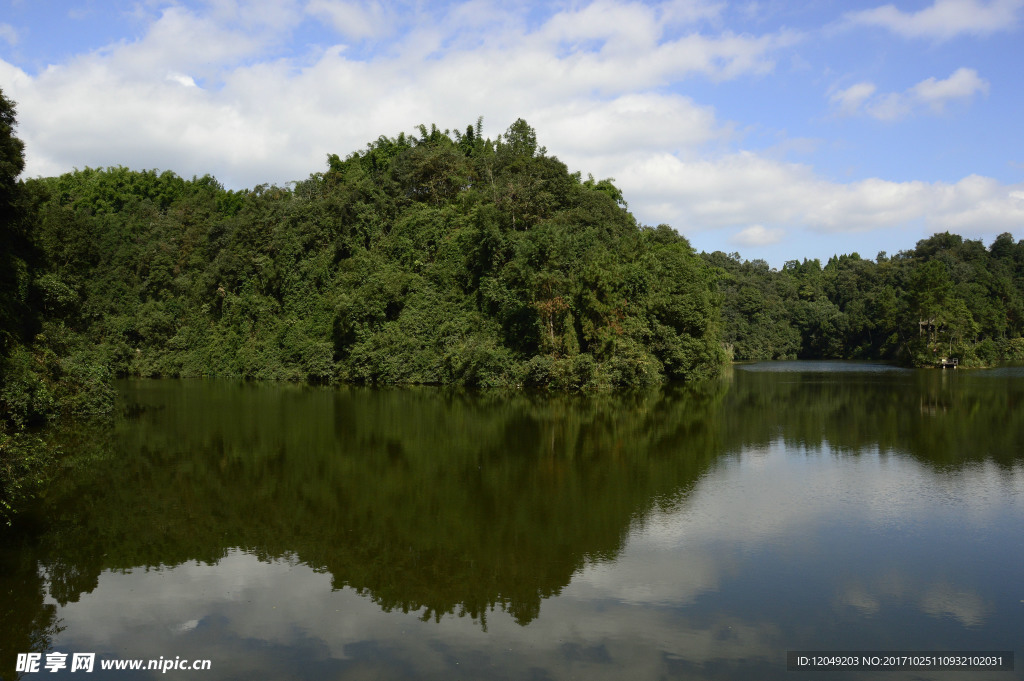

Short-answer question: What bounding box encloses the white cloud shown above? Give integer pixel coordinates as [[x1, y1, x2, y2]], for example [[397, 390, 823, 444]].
[[540, 0, 663, 52], [829, 81, 876, 115], [166, 72, 198, 88], [531, 93, 724, 159], [306, 0, 392, 40], [910, 67, 990, 108], [0, 22, 18, 46], [616, 152, 1024, 238], [99, 5, 273, 83], [830, 68, 989, 120], [863, 91, 913, 121], [731, 225, 785, 246], [214, 0, 306, 31], [658, 0, 726, 25], [844, 0, 1024, 40], [0, 55, 27, 84]]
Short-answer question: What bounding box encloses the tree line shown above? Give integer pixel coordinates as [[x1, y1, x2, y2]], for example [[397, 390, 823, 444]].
[[704, 233, 1024, 366]]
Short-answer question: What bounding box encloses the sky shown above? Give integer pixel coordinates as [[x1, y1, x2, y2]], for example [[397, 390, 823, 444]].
[[1, 0, 1023, 267]]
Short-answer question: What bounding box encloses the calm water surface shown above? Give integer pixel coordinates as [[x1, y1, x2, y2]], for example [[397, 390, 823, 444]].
[[2, 362, 1023, 680]]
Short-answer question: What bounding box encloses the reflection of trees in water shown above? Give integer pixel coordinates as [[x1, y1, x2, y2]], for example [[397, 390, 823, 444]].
[[0, 529, 64, 681], [721, 366, 1024, 467], [2, 368, 1021, 654], [19, 381, 728, 630]]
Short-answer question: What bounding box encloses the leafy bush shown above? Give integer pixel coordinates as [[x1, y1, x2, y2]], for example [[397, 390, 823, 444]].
[[0, 347, 54, 429], [0, 429, 57, 525]]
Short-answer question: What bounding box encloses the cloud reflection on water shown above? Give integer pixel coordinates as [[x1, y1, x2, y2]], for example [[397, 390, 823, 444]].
[[41, 441, 1024, 680]]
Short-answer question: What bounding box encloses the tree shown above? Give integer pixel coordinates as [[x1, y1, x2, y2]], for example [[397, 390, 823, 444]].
[[0, 87, 30, 356], [907, 259, 952, 344], [500, 118, 538, 158]]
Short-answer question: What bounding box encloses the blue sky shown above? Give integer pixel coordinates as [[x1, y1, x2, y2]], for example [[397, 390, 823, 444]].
[[1, 0, 1022, 266]]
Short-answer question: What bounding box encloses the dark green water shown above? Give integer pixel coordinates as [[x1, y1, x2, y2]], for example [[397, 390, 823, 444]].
[[2, 362, 1022, 680]]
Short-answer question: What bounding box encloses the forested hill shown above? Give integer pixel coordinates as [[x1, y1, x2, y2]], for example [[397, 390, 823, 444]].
[[3, 112, 725, 422], [703, 233, 1024, 367]]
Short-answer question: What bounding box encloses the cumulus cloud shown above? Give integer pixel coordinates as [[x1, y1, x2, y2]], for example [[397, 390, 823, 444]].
[[731, 225, 785, 246], [531, 93, 724, 159], [1, 0, 796, 188], [829, 81, 876, 115], [910, 67, 991, 108], [166, 72, 199, 88], [615, 152, 1024, 239], [844, 0, 1024, 40], [829, 68, 989, 120]]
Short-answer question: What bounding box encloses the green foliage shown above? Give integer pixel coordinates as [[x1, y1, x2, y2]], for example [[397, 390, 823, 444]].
[[9, 116, 724, 393], [705, 231, 1024, 367], [0, 346, 54, 429], [1, 89, 117, 522], [0, 87, 31, 357], [0, 337, 115, 522], [0, 429, 57, 525]]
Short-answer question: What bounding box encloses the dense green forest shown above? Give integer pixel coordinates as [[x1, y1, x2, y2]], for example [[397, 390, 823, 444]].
[[704, 235, 1024, 366], [3, 84, 1024, 520], [4, 110, 724, 399]]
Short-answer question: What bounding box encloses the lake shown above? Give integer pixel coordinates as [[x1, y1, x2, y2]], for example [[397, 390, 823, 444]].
[[2, 362, 1022, 680]]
